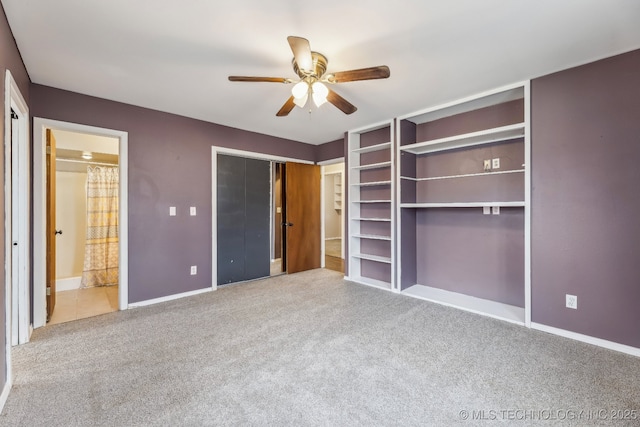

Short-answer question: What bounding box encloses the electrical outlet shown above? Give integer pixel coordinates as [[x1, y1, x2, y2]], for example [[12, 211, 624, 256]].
[[190, 265, 197, 275], [483, 159, 491, 171], [566, 294, 577, 309], [483, 206, 491, 215], [492, 206, 500, 215], [190, 206, 196, 216], [492, 158, 500, 169], [169, 206, 176, 216]]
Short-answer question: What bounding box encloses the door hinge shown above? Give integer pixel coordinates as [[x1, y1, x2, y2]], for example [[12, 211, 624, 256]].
[[46, 287, 51, 296], [10, 110, 18, 120], [46, 146, 52, 154]]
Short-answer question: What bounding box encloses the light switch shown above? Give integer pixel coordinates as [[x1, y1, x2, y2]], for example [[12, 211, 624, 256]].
[[190, 206, 196, 216], [169, 206, 176, 216], [483, 206, 491, 215], [492, 158, 500, 169], [492, 206, 500, 215], [483, 160, 491, 171]]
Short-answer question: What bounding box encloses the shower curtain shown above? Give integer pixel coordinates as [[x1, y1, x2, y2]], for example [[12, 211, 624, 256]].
[[81, 166, 119, 287]]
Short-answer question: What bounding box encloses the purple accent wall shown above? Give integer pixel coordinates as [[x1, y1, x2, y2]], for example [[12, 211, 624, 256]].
[[0, 4, 30, 395], [531, 49, 640, 348], [30, 84, 314, 303], [416, 208, 525, 306], [315, 138, 344, 163]]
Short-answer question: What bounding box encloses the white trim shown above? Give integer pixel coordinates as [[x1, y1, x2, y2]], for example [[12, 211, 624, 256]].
[[55, 277, 82, 292], [0, 378, 11, 414], [317, 156, 345, 166], [213, 146, 314, 164], [128, 287, 212, 308], [211, 148, 217, 289], [5, 69, 30, 355], [320, 169, 326, 267], [531, 323, 640, 358], [33, 118, 129, 328], [523, 80, 532, 328]]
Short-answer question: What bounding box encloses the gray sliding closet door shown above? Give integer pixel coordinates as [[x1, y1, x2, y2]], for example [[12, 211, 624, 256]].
[[217, 154, 270, 284]]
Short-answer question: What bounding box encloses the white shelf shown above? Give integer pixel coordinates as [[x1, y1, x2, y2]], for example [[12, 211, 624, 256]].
[[352, 141, 391, 154], [353, 233, 392, 241], [399, 83, 524, 125], [352, 200, 391, 204], [400, 201, 525, 208], [351, 180, 391, 187], [401, 169, 524, 182], [351, 161, 392, 171], [346, 276, 391, 291], [400, 123, 524, 155], [402, 284, 525, 325], [351, 217, 392, 222], [352, 253, 392, 264]]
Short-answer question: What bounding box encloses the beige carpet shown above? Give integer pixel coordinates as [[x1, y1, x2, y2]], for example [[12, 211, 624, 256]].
[[2, 269, 639, 426]]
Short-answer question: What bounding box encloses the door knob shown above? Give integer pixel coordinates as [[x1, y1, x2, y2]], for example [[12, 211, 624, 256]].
[[55, 229, 63, 235], [282, 222, 293, 227]]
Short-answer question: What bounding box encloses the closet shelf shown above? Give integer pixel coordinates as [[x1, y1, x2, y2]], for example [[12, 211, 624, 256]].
[[351, 217, 392, 222], [352, 234, 392, 241], [400, 123, 524, 155], [350, 180, 391, 187], [351, 161, 392, 171], [400, 201, 525, 208], [352, 253, 392, 264], [352, 200, 391, 204], [352, 141, 391, 154], [400, 169, 524, 182]]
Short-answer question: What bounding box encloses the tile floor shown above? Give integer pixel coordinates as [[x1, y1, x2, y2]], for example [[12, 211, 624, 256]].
[[48, 285, 119, 325]]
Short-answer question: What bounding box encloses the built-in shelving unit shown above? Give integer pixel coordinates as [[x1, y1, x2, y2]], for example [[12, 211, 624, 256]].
[[333, 173, 342, 211], [347, 120, 395, 291], [396, 81, 531, 325]]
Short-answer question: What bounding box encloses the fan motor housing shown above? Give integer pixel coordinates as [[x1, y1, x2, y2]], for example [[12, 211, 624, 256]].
[[293, 51, 328, 79]]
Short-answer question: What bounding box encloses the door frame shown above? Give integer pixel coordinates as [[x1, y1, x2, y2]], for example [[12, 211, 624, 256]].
[[211, 146, 313, 288], [33, 118, 129, 328], [318, 157, 345, 265], [3, 70, 29, 409]]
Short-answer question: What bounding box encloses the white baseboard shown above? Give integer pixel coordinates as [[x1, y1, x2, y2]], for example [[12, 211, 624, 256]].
[[531, 322, 640, 357], [0, 377, 12, 414], [56, 276, 82, 292], [128, 287, 213, 308]]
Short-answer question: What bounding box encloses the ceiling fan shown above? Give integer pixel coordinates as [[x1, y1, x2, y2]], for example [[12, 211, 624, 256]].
[[228, 36, 390, 116]]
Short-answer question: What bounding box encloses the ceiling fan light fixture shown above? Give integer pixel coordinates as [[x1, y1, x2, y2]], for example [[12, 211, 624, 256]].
[[311, 81, 328, 107], [293, 93, 308, 108], [291, 80, 309, 100]]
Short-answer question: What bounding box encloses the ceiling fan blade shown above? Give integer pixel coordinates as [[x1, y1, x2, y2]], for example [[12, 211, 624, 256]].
[[228, 76, 292, 83], [276, 96, 296, 117], [327, 89, 357, 115], [327, 66, 390, 83], [287, 36, 313, 73]]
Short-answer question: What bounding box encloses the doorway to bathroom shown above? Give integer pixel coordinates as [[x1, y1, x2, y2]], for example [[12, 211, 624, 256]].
[[33, 118, 129, 329]]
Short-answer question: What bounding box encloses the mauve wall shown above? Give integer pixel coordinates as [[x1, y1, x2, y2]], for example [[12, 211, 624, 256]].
[[531, 49, 640, 348], [0, 5, 30, 395], [31, 85, 314, 303], [315, 138, 344, 163]]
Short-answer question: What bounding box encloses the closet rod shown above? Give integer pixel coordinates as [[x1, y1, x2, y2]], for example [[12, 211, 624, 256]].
[[56, 158, 117, 167]]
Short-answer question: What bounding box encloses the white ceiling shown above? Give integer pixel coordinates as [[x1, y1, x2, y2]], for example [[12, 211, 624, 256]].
[[3, 0, 640, 145]]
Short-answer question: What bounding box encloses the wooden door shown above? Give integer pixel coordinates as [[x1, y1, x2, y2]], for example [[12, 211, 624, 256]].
[[285, 162, 321, 273], [46, 129, 57, 320]]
